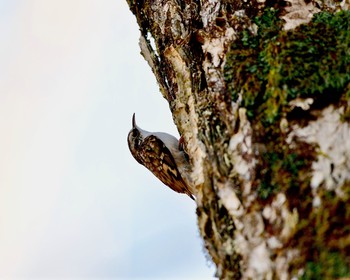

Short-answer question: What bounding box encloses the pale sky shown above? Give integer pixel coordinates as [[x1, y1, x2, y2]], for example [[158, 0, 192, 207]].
[[0, 1, 214, 279]]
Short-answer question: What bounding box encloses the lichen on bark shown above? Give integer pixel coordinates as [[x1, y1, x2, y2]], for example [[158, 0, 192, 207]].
[[126, 0, 350, 278]]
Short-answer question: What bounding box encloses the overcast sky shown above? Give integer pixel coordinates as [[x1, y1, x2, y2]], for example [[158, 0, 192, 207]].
[[0, 1, 214, 279]]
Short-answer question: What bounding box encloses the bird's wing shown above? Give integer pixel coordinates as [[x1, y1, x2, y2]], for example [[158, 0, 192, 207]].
[[139, 135, 192, 197]]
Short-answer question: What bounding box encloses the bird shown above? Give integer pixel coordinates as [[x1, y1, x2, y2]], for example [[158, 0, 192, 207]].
[[127, 113, 195, 200]]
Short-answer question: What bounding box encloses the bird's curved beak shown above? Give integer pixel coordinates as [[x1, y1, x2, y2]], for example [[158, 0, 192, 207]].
[[132, 113, 136, 128]]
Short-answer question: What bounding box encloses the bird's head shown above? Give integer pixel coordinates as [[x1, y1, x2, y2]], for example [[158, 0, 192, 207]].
[[127, 113, 148, 163]]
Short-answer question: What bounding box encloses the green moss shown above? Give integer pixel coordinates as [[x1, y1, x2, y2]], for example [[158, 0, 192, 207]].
[[302, 252, 350, 279], [256, 138, 311, 200], [224, 8, 350, 278], [293, 186, 350, 278], [224, 9, 350, 124], [226, 7, 350, 239]]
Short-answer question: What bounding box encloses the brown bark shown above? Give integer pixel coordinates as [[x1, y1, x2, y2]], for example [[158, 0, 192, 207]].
[[126, 0, 350, 278]]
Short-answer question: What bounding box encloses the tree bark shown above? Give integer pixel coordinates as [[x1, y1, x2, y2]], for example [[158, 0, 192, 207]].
[[126, 0, 350, 278]]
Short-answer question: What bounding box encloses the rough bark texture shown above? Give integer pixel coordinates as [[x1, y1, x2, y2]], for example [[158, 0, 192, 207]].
[[126, 0, 350, 279]]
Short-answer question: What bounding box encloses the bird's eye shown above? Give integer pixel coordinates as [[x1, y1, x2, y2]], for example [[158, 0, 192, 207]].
[[132, 129, 139, 138], [131, 129, 142, 148]]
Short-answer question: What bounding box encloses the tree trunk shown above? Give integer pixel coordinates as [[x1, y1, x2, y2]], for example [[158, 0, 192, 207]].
[[125, 0, 350, 278]]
